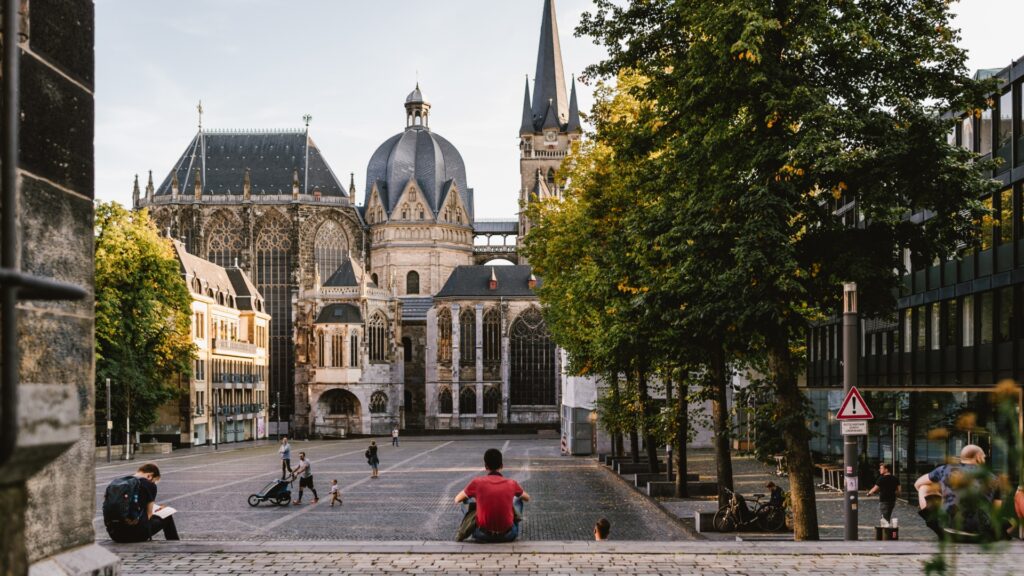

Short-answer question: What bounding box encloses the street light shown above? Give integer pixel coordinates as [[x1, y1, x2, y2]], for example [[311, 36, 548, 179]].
[[842, 282, 859, 541]]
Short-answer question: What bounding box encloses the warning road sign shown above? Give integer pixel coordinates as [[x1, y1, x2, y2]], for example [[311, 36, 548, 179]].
[[836, 386, 873, 420]]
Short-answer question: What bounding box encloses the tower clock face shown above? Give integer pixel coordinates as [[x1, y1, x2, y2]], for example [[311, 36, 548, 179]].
[[544, 130, 557, 143]]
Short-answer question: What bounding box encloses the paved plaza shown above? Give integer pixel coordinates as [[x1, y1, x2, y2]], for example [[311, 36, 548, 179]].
[[94, 436, 690, 542]]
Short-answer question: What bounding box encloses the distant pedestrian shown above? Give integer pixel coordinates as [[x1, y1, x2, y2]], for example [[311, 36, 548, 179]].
[[766, 481, 784, 508], [594, 518, 610, 541], [279, 437, 292, 479], [392, 427, 400, 447], [867, 463, 900, 525], [292, 452, 318, 505], [329, 479, 343, 507], [366, 441, 380, 478]]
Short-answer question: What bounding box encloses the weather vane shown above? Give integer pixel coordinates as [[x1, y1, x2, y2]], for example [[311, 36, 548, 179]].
[[303, 114, 312, 129], [197, 100, 203, 131]]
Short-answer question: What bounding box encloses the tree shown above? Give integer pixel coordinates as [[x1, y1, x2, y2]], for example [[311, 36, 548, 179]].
[[95, 202, 195, 440], [579, 0, 996, 540]]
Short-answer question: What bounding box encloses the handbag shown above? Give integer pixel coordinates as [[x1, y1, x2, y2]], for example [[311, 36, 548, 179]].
[[455, 502, 477, 542]]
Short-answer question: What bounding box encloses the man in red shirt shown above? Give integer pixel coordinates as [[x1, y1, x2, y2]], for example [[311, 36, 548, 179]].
[[455, 448, 530, 542]]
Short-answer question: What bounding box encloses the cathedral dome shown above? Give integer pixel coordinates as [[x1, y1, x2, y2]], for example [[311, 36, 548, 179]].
[[364, 87, 474, 220], [405, 84, 426, 104]]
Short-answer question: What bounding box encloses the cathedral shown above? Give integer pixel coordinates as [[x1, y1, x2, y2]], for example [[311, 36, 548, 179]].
[[136, 0, 582, 437]]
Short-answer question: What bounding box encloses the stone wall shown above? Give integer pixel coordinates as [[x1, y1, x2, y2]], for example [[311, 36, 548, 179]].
[[0, 0, 119, 573]]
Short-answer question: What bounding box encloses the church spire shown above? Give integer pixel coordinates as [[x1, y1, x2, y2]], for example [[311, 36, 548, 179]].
[[567, 75, 581, 133], [132, 174, 140, 208], [531, 0, 568, 130], [520, 76, 534, 135]]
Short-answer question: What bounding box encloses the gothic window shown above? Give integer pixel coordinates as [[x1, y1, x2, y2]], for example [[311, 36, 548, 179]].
[[407, 270, 420, 295], [371, 273, 379, 286], [205, 210, 244, 268], [370, 391, 388, 414], [460, 309, 476, 365], [509, 307, 556, 406], [368, 313, 388, 363], [437, 307, 452, 363], [483, 308, 501, 365], [332, 334, 344, 367], [255, 210, 294, 416], [459, 386, 476, 415], [546, 168, 556, 186], [317, 332, 326, 367], [483, 386, 500, 415], [350, 333, 360, 368], [438, 387, 453, 414], [314, 219, 348, 281], [403, 336, 413, 362]]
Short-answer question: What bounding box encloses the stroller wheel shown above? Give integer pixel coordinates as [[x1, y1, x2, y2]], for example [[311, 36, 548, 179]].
[[275, 494, 291, 506], [248, 494, 262, 507]]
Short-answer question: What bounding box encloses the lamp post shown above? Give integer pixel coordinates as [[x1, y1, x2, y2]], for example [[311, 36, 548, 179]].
[[105, 378, 112, 463], [842, 282, 859, 540]]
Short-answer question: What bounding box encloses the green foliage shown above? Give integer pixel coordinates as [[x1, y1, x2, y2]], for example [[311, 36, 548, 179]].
[[95, 202, 195, 434]]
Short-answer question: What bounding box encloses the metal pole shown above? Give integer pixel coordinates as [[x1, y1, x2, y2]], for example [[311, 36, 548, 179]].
[[0, 0, 21, 470], [842, 282, 859, 540], [106, 378, 112, 463], [276, 391, 281, 441], [213, 390, 219, 450]]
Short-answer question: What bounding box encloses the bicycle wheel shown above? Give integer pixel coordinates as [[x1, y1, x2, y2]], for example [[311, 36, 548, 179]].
[[713, 506, 737, 532], [759, 505, 786, 531], [247, 494, 261, 507]]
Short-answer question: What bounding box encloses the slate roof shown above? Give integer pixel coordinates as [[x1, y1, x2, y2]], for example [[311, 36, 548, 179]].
[[172, 241, 263, 310], [436, 265, 541, 298], [473, 219, 518, 235], [364, 124, 474, 220], [156, 130, 346, 197], [521, 0, 580, 134], [315, 303, 362, 325], [324, 260, 359, 287], [400, 296, 434, 322], [225, 268, 263, 311]]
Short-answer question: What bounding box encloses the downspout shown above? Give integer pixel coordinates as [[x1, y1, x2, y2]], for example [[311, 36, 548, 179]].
[[0, 1, 87, 469]]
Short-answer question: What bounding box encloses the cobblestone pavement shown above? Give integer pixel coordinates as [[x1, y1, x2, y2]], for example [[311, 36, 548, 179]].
[[109, 541, 1023, 575], [94, 436, 691, 541], [653, 450, 936, 540]]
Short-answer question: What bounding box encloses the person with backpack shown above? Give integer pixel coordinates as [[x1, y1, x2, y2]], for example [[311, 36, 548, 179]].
[[916, 444, 1003, 541], [366, 441, 379, 478], [102, 463, 179, 542]]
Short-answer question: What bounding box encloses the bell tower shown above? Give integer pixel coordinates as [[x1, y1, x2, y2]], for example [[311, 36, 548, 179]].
[[518, 0, 581, 254]]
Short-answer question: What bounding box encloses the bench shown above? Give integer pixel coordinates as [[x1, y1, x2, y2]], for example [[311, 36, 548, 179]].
[[616, 461, 667, 475], [647, 480, 718, 497], [634, 473, 699, 488]]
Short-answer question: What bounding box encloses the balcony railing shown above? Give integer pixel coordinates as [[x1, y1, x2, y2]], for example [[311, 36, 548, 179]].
[[215, 403, 265, 417], [213, 338, 258, 355]]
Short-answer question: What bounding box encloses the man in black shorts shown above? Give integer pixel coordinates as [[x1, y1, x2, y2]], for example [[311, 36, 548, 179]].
[[867, 462, 900, 525], [292, 452, 319, 505]]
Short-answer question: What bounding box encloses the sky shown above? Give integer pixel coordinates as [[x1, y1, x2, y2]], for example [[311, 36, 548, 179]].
[[95, 0, 1024, 219]]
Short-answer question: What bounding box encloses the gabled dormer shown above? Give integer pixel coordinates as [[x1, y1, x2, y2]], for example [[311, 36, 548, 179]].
[[437, 181, 469, 226], [393, 180, 432, 222], [365, 184, 388, 226]]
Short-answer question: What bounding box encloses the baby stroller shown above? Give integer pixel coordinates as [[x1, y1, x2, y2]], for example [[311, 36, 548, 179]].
[[248, 476, 293, 507]]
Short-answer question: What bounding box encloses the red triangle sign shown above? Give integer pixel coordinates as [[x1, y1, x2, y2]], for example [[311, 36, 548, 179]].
[[836, 386, 873, 420]]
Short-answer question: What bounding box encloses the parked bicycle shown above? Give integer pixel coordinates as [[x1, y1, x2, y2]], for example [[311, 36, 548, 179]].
[[713, 487, 786, 532]]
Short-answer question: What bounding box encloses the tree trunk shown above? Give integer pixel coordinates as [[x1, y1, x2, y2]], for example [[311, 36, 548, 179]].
[[675, 375, 689, 498], [638, 370, 659, 474], [626, 373, 640, 463], [608, 374, 623, 458], [710, 348, 734, 509], [769, 341, 819, 540]]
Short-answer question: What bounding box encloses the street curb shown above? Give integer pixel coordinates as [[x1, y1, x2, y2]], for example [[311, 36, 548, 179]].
[[101, 540, 1024, 556]]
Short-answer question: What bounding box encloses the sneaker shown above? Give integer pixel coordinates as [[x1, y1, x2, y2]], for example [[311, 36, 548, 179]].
[[312, 498, 319, 504], [292, 500, 301, 505], [880, 519, 889, 528]]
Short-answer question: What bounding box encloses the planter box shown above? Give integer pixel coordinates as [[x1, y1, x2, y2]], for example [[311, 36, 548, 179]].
[[633, 473, 699, 488], [616, 461, 666, 475], [138, 442, 173, 455], [647, 480, 717, 497]]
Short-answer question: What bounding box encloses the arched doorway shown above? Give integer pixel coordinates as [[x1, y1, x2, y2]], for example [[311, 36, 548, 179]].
[[316, 388, 362, 437]]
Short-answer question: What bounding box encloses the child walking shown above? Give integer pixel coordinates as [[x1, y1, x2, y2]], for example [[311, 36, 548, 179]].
[[329, 479, 343, 507]]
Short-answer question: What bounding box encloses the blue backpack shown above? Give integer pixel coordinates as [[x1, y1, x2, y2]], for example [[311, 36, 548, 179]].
[[102, 476, 144, 528]]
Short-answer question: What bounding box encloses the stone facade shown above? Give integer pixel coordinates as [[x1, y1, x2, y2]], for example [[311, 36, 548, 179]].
[[1, 0, 119, 573]]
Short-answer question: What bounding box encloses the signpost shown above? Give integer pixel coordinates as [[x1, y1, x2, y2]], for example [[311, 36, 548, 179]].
[[839, 283, 870, 541]]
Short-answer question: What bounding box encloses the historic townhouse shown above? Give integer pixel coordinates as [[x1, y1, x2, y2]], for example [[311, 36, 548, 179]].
[[149, 242, 271, 446]]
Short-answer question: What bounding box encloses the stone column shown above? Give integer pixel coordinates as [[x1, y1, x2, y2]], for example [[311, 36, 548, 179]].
[[475, 304, 484, 383], [5, 2, 119, 572], [424, 308, 437, 429], [501, 303, 511, 423], [450, 303, 460, 428]]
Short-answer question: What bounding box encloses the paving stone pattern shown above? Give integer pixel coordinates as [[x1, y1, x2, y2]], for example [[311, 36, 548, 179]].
[[113, 548, 1021, 576], [94, 437, 690, 542]]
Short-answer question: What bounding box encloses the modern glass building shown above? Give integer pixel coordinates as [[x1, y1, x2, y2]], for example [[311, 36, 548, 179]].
[[805, 58, 1024, 492]]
